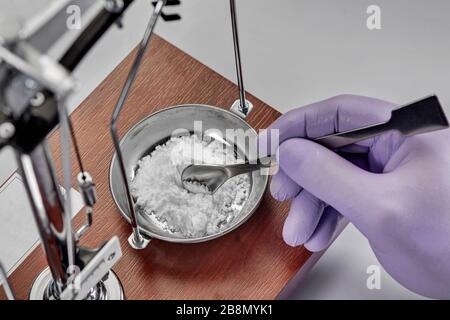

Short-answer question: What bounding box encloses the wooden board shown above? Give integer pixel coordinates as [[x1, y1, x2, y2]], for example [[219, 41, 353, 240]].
[[1, 36, 312, 300]]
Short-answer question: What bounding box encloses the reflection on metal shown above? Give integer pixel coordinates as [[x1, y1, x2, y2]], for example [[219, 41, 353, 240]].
[[18, 144, 71, 295], [29, 268, 124, 300], [181, 160, 272, 195]]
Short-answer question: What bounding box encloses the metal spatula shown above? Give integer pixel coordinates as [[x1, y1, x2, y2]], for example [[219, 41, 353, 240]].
[[182, 95, 449, 194], [316, 94, 448, 149]]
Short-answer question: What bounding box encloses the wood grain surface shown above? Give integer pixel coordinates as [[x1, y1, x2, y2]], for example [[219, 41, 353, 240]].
[[1, 36, 312, 300]]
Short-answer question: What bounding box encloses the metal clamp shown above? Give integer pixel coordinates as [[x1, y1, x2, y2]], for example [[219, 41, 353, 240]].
[[76, 172, 96, 239], [110, 0, 167, 250]]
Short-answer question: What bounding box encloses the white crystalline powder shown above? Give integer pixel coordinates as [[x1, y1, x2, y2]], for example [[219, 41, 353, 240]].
[[131, 134, 250, 238]]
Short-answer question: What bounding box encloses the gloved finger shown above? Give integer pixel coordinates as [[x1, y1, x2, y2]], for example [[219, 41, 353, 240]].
[[283, 190, 325, 247], [270, 168, 302, 201], [277, 138, 383, 235], [258, 94, 396, 156], [304, 207, 341, 252]]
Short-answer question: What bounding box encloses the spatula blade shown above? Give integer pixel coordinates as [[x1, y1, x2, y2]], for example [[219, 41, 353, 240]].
[[390, 95, 449, 136]]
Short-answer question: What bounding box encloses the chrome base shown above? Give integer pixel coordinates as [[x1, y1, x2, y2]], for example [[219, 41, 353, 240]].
[[230, 99, 253, 119], [29, 268, 124, 300], [128, 232, 151, 250]]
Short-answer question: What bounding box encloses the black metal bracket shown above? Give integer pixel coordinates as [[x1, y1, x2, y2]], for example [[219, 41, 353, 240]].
[[0, 91, 59, 153], [152, 0, 181, 21]]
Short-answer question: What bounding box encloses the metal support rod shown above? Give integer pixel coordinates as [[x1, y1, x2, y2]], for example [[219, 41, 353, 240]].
[[110, 0, 166, 249], [58, 101, 76, 275], [0, 262, 15, 300], [17, 143, 75, 294], [67, 114, 85, 174], [229, 0, 248, 115]]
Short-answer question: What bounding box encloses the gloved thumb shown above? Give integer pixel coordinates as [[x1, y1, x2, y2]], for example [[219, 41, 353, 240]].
[[277, 138, 383, 233]]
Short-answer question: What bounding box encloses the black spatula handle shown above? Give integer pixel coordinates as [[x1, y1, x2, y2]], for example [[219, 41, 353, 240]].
[[314, 95, 449, 149]]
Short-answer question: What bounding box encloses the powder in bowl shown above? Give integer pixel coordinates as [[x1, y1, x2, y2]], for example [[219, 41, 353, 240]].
[[130, 134, 250, 238]]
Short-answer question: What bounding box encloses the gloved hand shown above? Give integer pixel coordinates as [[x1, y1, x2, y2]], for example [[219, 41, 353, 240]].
[[259, 94, 450, 299]]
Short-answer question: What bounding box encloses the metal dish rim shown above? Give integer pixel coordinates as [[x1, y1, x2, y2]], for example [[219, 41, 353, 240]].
[[108, 103, 269, 244]]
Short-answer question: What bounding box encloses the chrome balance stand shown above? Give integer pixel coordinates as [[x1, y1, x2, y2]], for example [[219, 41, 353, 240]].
[[0, 0, 142, 300]]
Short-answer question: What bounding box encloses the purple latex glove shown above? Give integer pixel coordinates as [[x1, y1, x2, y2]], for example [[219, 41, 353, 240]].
[[259, 94, 450, 299]]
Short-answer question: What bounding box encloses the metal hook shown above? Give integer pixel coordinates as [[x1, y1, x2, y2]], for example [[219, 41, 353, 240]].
[[76, 172, 96, 239], [110, 0, 167, 250]]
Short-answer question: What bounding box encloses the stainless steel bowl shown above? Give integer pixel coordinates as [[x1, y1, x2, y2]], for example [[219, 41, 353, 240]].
[[109, 104, 268, 243]]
